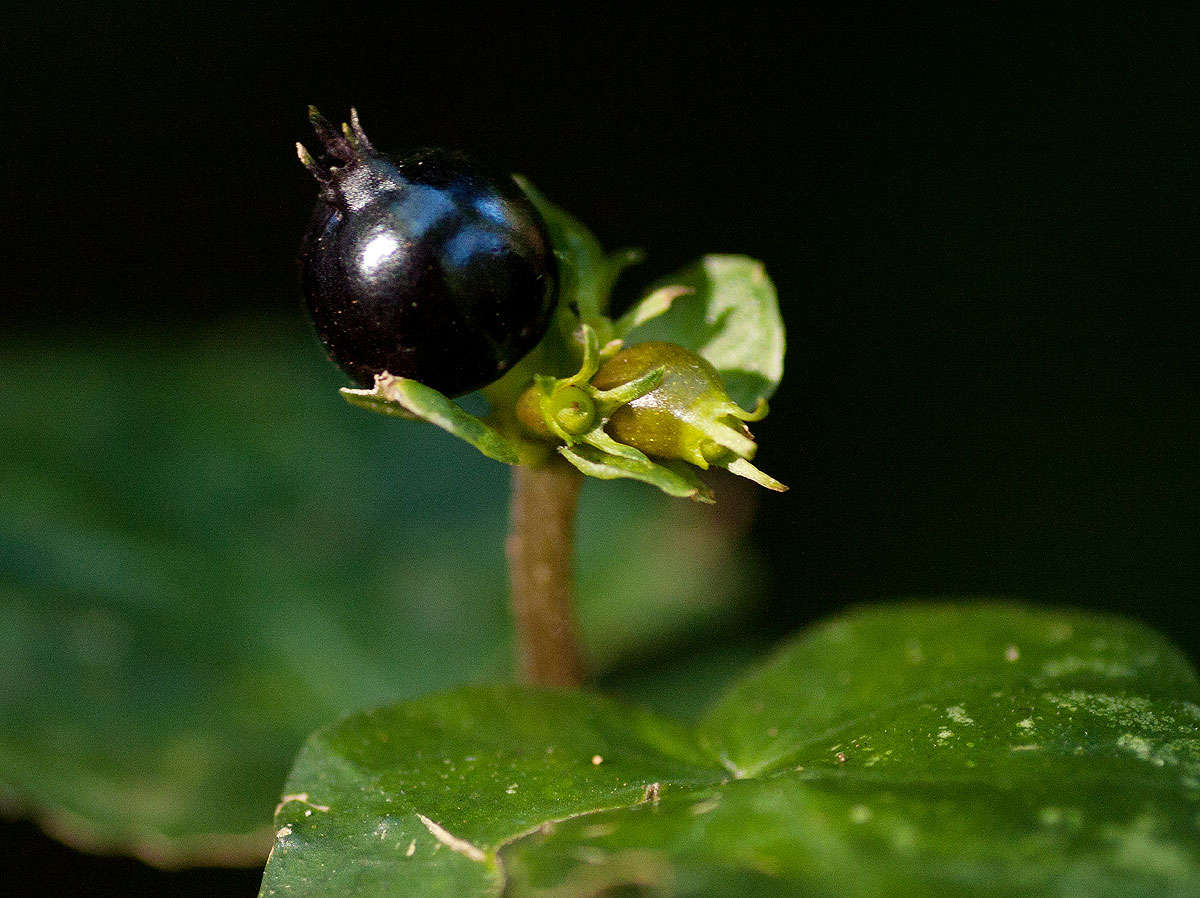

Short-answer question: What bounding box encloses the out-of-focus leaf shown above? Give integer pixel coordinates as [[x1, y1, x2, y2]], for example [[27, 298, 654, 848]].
[[621, 254, 785, 411], [260, 603, 1200, 896], [0, 314, 758, 867]]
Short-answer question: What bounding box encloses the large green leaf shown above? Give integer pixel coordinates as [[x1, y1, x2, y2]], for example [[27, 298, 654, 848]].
[[261, 603, 1200, 896], [619, 254, 786, 411], [0, 315, 759, 867]]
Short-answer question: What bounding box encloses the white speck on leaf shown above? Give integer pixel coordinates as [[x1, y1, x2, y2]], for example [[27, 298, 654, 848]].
[[1118, 734, 1152, 760], [1117, 733, 1168, 767], [946, 706, 974, 726], [1045, 690, 1159, 728]]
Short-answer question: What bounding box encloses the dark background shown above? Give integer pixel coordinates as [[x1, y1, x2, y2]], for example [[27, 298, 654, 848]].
[[3, 5, 1197, 895]]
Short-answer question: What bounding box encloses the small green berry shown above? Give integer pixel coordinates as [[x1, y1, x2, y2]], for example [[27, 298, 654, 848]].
[[592, 342, 761, 470]]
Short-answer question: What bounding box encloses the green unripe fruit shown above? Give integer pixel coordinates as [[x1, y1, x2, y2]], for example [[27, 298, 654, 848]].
[[516, 383, 599, 441], [511, 330, 782, 495], [551, 386, 597, 435], [515, 387, 552, 439], [591, 342, 755, 468]]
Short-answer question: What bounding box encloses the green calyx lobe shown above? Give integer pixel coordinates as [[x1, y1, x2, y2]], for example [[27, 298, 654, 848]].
[[516, 329, 786, 498], [595, 342, 766, 469], [514, 326, 664, 450]]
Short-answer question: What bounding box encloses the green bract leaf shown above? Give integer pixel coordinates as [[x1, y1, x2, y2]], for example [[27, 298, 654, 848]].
[[559, 445, 714, 504], [512, 175, 640, 328], [0, 316, 759, 867], [262, 603, 1200, 896], [342, 375, 520, 465], [619, 254, 785, 411]]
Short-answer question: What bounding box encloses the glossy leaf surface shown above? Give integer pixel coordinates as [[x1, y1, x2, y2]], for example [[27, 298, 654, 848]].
[[261, 603, 1200, 896]]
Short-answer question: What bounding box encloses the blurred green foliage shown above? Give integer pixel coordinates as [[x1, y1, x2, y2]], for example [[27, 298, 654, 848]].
[[0, 315, 759, 865]]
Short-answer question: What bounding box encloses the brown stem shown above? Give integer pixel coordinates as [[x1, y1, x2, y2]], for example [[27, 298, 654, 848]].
[[506, 460, 586, 686]]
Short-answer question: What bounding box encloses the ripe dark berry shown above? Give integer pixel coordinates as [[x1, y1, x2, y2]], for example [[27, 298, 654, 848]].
[[297, 108, 558, 396]]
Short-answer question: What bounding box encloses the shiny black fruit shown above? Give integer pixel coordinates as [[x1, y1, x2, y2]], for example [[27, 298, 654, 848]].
[[297, 108, 558, 395]]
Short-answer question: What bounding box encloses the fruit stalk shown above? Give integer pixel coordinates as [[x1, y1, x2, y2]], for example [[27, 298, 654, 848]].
[[506, 461, 586, 687]]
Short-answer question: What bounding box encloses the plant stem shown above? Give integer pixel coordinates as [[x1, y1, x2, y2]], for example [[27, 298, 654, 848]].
[[506, 460, 586, 687]]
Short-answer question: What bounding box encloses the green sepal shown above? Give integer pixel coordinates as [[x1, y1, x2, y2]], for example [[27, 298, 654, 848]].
[[526, 325, 663, 453], [590, 366, 664, 416], [658, 459, 718, 503], [722, 457, 788, 492], [690, 403, 759, 461], [578, 425, 651, 463], [341, 375, 521, 465], [564, 325, 601, 387], [613, 284, 693, 337], [559, 444, 715, 503]]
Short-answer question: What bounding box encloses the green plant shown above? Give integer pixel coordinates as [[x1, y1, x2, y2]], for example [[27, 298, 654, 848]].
[[261, 604, 1200, 896], [253, 110, 1200, 896], [0, 317, 754, 868], [0, 105, 1195, 896], [297, 108, 787, 687]]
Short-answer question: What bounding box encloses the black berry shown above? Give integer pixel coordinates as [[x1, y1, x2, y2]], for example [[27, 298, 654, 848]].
[[297, 108, 558, 396]]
